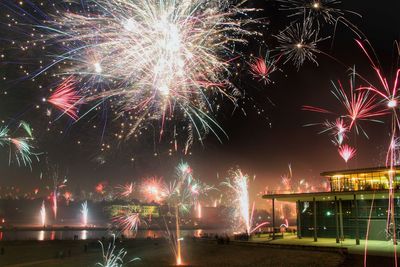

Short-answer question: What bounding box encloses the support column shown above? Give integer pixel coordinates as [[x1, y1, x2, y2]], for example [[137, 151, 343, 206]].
[[297, 200, 302, 239], [334, 196, 340, 243], [354, 194, 360, 245], [313, 197, 317, 242], [339, 198, 344, 241], [272, 198, 275, 240]]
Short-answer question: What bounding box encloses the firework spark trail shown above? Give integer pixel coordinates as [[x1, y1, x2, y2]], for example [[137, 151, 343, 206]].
[[81, 201, 88, 226], [355, 40, 400, 262], [47, 76, 81, 121], [40, 201, 46, 227], [338, 144, 356, 163], [364, 192, 375, 267], [97, 234, 140, 267], [223, 169, 267, 235], [25, 0, 260, 149], [160, 162, 212, 265]]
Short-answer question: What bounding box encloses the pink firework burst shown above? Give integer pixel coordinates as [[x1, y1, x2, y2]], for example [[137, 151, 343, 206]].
[[323, 118, 348, 145], [118, 182, 134, 198], [303, 70, 387, 137], [48, 76, 81, 120], [338, 144, 356, 163], [249, 55, 278, 83], [356, 40, 400, 123]]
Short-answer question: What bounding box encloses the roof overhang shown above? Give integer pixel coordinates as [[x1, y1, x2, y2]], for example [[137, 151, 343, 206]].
[[321, 166, 400, 177], [262, 190, 396, 202]]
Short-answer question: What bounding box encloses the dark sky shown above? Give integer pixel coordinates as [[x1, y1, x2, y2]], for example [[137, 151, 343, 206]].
[[0, 0, 399, 205]]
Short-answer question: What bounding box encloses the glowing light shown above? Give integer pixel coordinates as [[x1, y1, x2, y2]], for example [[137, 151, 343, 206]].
[[94, 62, 102, 73], [388, 99, 397, 108], [52, 192, 57, 219], [40, 201, 46, 227], [81, 201, 88, 226]]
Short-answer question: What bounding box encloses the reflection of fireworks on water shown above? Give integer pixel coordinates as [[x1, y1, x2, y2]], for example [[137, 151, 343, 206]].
[[338, 144, 356, 163], [81, 201, 88, 226], [21, 0, 260, 150], [97, 234, 140, 267], [0, 121, 38, 168], [275, 17, 328, 69], [40, 201, 46, 227]]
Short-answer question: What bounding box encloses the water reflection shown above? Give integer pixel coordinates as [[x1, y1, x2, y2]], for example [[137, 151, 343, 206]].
[[38, 230, 45, 241], [1, 229, 226, 241], [50, 231, 56, 241], [81, 230, 87, 240]]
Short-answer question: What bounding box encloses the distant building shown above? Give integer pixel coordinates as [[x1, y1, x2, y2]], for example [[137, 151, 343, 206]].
[[263, 166, 400, 243], [107, 204, 160, 218]]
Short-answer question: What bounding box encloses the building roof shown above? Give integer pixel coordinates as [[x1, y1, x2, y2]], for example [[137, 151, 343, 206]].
[[320, 165, 400, 177], [262, 190, 397, 202]]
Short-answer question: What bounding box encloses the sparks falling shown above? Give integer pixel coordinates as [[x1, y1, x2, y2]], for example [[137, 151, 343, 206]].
[[29, 0, 260, 150], [40, 201, 46, 227]]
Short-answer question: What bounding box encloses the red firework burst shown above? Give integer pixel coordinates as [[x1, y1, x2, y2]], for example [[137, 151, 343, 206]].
[[48, 76, 81, 120]]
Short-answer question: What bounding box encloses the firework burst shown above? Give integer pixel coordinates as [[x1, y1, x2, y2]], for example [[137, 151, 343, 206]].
[[21, 0, 260, 150], [303, 69, 387, 138], [140, 177, 165, 203], [275, 17, 328, 69], [248, 52, 279, 84], [277, 0, 355, 25], [0, 121, 38, 168], [47, 76, 81, 121], [117, 182, 134, 198], [112, 211, 141, 232], [338, 144, 356, 163]]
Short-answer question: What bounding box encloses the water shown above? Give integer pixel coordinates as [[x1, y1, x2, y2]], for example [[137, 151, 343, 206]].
[[0, 229, 228, 241]]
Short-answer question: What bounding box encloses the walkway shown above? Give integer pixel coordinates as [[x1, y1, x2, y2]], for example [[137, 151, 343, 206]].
[[250, 234, 400, 257]]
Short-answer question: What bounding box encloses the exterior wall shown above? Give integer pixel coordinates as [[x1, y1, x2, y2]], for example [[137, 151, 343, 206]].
[[299, 199, 397, 241]]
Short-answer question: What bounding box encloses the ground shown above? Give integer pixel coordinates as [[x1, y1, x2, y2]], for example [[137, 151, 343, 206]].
[[0, 237, 397, 266]]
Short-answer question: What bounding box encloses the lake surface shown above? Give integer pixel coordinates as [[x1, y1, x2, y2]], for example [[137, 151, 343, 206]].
[[0, 228, 229, 241]]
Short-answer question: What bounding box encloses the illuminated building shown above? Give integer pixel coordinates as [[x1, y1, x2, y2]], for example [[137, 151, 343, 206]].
[[263, 166, 400, 243]]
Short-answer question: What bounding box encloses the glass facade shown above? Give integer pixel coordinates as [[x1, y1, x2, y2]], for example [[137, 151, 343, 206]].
[[328, 170, 400, 192], [299, 199, 400, 240]]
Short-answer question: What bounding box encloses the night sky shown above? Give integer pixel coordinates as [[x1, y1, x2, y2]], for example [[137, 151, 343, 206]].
[[0, 0, 399, 205]]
